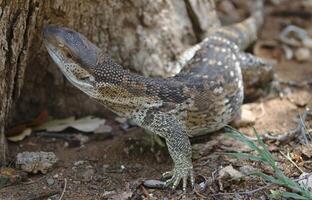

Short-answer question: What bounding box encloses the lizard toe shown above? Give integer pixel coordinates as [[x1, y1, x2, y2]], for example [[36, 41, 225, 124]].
[[162, 171, 173, 179], [172, 176, 182, 190], [164, 172, 176, 187], [163, 166, 194, 190]]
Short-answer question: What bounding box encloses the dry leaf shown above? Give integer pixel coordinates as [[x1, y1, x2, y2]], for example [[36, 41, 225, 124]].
[[219, 165, 244, 180], [94, 124, 112, 134], [218, 165, 244, 191], [6, 111, 48, 137], [7, 128, 32, 142], [34, 116, 105, 132]]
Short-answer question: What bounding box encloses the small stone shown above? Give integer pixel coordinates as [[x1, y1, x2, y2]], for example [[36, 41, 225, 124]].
[[219, 165, 244, 180], [64, 142, 69, 148], [199, 181, 206, 190], [73, 160, 85, 166], [46, 178, 55, 186], [233, 105, 256, 128], [295, 48, 310, 62], [102, 190, 117, 198], [303, 37, 312, 48], [239, 165, 257, 175], [75, 134, 89, 145], [299, 173, 312, 190], [82, 168, 95, 181], [53, 174, 59, 179], [143, 179, 165, 189], [73, 180, 81, 184], [16, 152, 58, 174]]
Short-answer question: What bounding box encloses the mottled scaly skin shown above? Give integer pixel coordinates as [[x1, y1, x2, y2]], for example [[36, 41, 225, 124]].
[[43, 0, 269, 190]]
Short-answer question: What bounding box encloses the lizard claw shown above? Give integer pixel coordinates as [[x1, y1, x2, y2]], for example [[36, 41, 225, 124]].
[[163, 166, 195, 191]]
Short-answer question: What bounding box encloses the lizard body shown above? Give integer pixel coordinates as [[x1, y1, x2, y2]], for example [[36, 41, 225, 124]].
[[43, 0, 270, 190]]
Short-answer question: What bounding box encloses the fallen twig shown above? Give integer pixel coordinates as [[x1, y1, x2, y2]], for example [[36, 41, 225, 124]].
[[212, 183, 273, 196], [194, 189, 208, 198], [140, 185, 151, 199], [58, 178, 67, 200], [280, 151, 305, 173]]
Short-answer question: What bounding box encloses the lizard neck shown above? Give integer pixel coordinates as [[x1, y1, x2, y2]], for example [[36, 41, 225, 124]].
[[92, 58, 165, 116]]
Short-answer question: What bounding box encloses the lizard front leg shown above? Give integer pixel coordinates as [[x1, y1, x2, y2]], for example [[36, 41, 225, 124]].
[[136, 110, 194, 190]]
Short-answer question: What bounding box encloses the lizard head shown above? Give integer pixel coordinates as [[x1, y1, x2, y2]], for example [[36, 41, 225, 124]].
[[43, 25, 101, 97]]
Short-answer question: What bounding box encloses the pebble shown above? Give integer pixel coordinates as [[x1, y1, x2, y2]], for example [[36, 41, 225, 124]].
[[299, 172, 312, 190], [295, 48, 310, 62], [82, 168, 95, 181], [16, 151, 58, 174], [233, 104, 256, 128], [64, 142, 69, 148], [239, 165, 257, 175], [73, 180, 81, 184], [46, 178, 55, 186], [143, 179, 165, 189], [74, 160, 86, 166], [219, 165, 244, 179]]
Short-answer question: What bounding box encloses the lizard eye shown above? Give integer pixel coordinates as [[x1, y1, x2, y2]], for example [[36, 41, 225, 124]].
[[66, 52, 73, 59], [78, 74, 95, 82], [77, 74, 90, 81]]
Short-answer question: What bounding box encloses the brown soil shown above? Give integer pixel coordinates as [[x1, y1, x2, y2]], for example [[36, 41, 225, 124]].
[[1, 0, 312, 199]]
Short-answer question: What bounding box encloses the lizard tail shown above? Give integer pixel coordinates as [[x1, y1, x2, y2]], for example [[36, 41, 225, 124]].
[[250, 0, 264, 29], [239, 0, 264, 49], [210, 0, 264, 50]]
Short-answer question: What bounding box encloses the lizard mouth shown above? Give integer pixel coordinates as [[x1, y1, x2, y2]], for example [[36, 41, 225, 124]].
[[43, 27, 98, 98]]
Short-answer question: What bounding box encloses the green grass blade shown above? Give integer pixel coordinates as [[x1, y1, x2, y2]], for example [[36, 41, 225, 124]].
[[225, 152, 265, 162], [251, 171, 283, 185], [281, 191, 309, 200], [225, 127, 312, 199], [226, 127, 262, 152]]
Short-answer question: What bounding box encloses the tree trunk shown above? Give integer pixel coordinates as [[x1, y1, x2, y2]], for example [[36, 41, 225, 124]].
[[0, 0, 39, 164], [2, 0, 218, 125]]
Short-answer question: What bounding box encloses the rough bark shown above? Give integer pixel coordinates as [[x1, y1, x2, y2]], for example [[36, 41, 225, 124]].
[[1, 0, 218, 125], [0, 0, 39, 163]]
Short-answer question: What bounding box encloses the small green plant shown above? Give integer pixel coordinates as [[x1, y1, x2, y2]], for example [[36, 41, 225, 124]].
[[226, 126, 312, 200]]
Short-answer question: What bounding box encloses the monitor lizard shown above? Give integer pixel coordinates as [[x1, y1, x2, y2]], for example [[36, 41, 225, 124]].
[[43, 0, 272, 190]]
